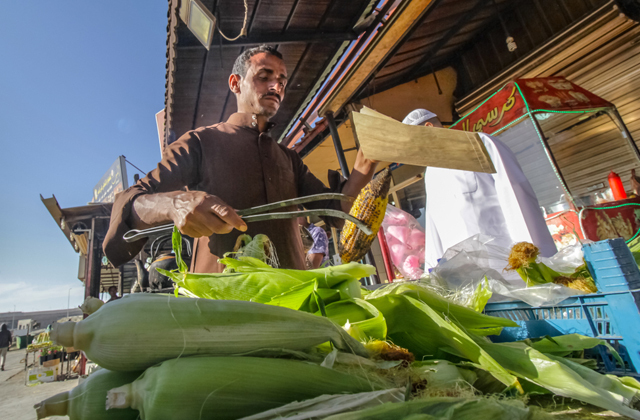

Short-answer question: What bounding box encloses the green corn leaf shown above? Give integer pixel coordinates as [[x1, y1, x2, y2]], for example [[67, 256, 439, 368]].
[[172, 226, 188, 273], [367, 294, 520, 391], [524, 334, 624, 367], [366, 282, 517, 332], [314, 299, 387, 341], [478, 341, 640, 419], [323, 396, 553, 420]]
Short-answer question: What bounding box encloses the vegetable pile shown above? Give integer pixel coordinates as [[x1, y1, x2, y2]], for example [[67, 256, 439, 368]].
[[507, 242, 598, 293], [38, 229, 640, 420]]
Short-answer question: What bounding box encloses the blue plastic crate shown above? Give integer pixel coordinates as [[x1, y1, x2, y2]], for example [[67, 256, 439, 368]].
[[485, 239, 640, 375], [583, 238, 640, 292], [485, 292, 640, 375]]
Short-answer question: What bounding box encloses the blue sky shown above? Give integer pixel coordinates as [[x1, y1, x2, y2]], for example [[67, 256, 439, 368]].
[[0, 2, 168, 312]]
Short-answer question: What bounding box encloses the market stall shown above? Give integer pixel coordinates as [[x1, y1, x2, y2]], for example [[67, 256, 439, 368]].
[[450, 77, 640, 248]]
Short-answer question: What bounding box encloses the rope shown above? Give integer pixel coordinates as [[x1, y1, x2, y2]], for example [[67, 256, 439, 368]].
[[217, 0, 248, 42]]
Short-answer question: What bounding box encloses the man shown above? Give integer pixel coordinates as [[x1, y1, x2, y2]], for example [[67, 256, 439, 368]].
[[402, 109, 556, 268], [106, 286, 120, 303], [298, 214, 330, 269], [0, 324, 11, 371], [104, 45, 377, 272]]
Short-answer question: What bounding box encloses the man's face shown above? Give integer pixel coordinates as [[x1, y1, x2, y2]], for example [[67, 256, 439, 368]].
[[233, 52, 288, 119]]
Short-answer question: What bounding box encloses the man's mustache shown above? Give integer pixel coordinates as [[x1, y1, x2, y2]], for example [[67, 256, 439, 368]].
[[261, 93, 281, 103]]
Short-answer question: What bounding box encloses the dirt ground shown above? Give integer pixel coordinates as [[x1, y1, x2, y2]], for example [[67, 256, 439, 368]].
[[0, 347, 78, 420]]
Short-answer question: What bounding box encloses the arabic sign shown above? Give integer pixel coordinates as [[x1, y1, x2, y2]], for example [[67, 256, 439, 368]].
[[450, 84, 527, 134], [92, 156, 128, 203], [516, 78, 612, 111], [450, 78, 613, 135]]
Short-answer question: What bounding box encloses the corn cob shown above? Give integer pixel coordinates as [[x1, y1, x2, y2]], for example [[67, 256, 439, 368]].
[[105, 356, 386, 420], [50, 293, 368, 371], [339, 168, 391, 263], [34, 368, 141, 420]]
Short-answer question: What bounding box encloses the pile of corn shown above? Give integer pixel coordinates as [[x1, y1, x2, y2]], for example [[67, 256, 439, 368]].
[[37, 294, 391, 420]]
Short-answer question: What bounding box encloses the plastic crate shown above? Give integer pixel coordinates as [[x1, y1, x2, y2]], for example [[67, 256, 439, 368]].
[[484, 238, 640, 375], [583, 238, 640, 293], [485, 292, 640, 375]]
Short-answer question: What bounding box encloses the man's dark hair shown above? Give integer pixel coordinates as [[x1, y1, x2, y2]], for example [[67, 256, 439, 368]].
[[108, 286, 117, 293], [1, 324, 7, 331], [232, 45, 283, 78]]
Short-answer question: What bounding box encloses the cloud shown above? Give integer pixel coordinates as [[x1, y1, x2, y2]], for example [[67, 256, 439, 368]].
[[0, 281, 86, 313]]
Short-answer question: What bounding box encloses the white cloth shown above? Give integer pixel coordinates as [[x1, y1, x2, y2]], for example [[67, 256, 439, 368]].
[[424, 133, 556, 268]]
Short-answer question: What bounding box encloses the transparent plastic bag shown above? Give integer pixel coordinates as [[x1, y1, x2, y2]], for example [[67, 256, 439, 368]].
[[382, 205, 425, 280], [430, 234, 587, 307]]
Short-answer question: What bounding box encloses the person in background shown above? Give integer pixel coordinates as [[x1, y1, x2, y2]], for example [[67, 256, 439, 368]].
[[0, 324, 11, 371], [106, 286, 120, 303], [298, 213, 330, 269], [402, 109, 557, 268]]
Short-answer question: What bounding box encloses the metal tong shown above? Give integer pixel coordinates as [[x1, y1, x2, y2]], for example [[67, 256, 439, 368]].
[[122, 193, 371, 243]]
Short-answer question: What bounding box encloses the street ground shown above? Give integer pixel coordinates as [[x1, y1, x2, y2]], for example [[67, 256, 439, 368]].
[[0, 347, 78, 420]]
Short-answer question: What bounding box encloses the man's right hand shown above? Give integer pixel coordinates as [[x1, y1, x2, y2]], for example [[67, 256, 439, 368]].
[[131, 191, 247, 238], [171, 191, 247, 237]]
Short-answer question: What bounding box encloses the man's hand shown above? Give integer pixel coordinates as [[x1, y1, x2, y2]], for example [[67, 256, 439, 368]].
[[171, 191, 247, 237], [341, 149, 379, 214], [131, 191, 247, 238]]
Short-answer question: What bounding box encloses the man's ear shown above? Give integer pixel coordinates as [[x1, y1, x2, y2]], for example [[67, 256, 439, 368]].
[[229, 74, 241, 94], [424, 122, 434, 127]]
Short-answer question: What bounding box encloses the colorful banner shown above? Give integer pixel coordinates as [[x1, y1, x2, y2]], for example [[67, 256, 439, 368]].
[[451, 77, 613, 134], [516, 77, 612, 111], [451, 84, 526, 134]]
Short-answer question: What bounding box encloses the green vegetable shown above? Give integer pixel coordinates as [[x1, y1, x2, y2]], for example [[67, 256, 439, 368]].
[[366, 294, 521, 391], [50, 293, 368, 371], [523, 334, 623, 366], [478, 341, 640, 419], [506, 242, 561, 286], [105, 357, 387, 420], [322, 397, 553, 420], [239, 388, 406, 420], [366, 282, 517, 336], [34, 368, 141, 420]]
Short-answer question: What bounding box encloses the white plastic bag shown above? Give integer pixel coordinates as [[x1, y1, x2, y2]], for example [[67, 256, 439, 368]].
[[382, 205, 425, 280], [430, 234, 587, 307]]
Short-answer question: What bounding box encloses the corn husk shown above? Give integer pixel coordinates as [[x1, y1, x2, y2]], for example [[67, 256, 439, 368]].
[[50, 293, 368, 371], [34, 368, 141, 420], [106, 356, 388, 420]]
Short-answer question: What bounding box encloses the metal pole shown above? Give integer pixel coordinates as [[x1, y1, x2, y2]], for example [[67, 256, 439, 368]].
[[326, 112, 350, 178], [11, 306, 15, 330], [67, 288, 72, 318], [325, 111, 380, 284], [609, 108, 640, 163]]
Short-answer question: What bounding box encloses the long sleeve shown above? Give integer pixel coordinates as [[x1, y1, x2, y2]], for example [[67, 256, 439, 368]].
[[103, 132, 203, 267], [483, 134, 557, 257]]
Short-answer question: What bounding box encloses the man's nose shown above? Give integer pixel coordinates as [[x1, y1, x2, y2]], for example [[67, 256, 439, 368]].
[[269, 81, 283, 94]]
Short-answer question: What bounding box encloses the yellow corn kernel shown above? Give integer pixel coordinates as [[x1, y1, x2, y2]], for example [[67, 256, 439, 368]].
[[339, 168, 391, 263]]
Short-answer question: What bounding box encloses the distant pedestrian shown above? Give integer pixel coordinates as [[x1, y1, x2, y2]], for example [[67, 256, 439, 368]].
[[106, 286, 120, 303], [0, 324, 11, 371]]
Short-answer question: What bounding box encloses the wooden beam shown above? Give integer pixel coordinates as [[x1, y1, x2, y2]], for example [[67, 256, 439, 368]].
[[319, 0, 438, 117]]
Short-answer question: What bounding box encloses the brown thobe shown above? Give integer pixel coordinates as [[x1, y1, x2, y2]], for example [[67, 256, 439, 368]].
[[103, 113, 345, 273]]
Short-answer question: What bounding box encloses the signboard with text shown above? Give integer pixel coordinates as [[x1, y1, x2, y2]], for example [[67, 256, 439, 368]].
[[92, 156, 128, 203], [450, 78, 613, 135]]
